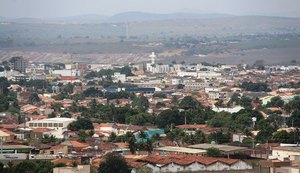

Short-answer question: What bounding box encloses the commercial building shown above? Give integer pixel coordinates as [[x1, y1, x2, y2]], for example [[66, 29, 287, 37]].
[[189, 144, 249, 158], [136, 154, 252, 172], [26, 118, 76, 138], [9, 57, 28, 73], [184, 80, 209, 91], [155, 146, 206, 155], [272, 147, 300, 161]]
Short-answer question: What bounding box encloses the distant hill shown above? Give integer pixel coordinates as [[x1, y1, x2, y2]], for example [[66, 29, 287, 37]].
[[0, 11, 233, 24], [48, 14, 108, 24], [108, 11, 232, 23]]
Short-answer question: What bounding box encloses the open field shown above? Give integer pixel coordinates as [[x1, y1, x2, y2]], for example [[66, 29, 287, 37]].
[[1, 16, 300, 65]]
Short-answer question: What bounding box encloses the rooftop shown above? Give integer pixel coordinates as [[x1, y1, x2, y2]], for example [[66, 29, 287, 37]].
[[138, 154, 240, 166], [0, 145, 34, 149], [188, 144, 248, 153], [155, 146, 206, 154], [273, 147, 300, 152], [27, 117, 76, 123]]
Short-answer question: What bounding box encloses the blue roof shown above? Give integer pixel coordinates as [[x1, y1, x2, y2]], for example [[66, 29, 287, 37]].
[[125, 88, 155, 93], [135, 129, 165, 142]]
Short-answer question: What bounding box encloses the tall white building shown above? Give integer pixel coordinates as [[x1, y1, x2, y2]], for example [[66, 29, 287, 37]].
[[146, 52, 171, 74], [146, 52, 157, 72]]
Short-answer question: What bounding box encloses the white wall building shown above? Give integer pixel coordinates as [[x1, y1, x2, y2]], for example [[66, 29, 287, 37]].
[[113, 72, 126, 83], [51, 69, 80, 77], [89, 64, 113, 71], [184, 81, 209, 91], [177, 71, 198, 77], [134, 158, 252, 173], [272, 147, 300, 161], [26, 118, 76, 139], [25, 63, 45, 74], [197, 71, 221, 79], [212, 106, 244, 113]]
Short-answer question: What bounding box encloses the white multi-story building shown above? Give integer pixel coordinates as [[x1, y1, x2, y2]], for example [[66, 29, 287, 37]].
[[184, 80, 209, 91], [113, 72, 126, 83], [177, 71, 198, 77], [197, 71, 221, 79], [146, 52, 172, 74], [171, 78, 183, 85], [153, 64, 171, 73], [25, 63, 45, 74], [51, 69, 80, 77], [88, 64, 113, 71], [26, 118, 76, 138]]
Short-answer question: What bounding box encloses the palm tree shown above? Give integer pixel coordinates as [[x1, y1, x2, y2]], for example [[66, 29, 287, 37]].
[[138, 131, 147, 141]]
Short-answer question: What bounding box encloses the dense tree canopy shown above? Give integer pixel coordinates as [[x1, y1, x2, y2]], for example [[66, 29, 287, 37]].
[[156, 109, 184, 128], [179, 96, 200, 109], [68, 117, 94, 131], [98, 153, 130, 173], [127, 113, 155, 126], [240, 81, 271, 92], [8, 160, 54, 173], [132, 96, 149, 112], [0, 77, 10, 95], [287, 110, 300, 127], [29, 93, 40, 104], [266, 96, 284, 108], [207, 131, 231, 144], [206, 147, 222, 157], [285, 96, 300, 113]]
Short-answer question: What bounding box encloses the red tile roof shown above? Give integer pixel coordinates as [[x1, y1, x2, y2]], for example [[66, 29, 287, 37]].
[[0, 129, 15, 136], [98, 143, 118, 151], [29, 115, 48, 120], [138, 154, 240, 166], [70, 140, 89, 148], [32, 128, 53, 133], [60, 76, 77, 81], [0, 124, 19, 129]]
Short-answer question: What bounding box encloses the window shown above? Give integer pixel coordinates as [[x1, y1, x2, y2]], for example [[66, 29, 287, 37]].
[[59, 123, 63, 127], [38, 123, 42, 127], [34, 123, 37, 127], [54, 123, 58, 127], [43, 123, 47, 127], [29, 123, 33, 127], [48, 123, 53, 127]]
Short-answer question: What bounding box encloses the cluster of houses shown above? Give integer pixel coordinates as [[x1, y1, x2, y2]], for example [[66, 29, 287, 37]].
[[0, 54, 300, 172]]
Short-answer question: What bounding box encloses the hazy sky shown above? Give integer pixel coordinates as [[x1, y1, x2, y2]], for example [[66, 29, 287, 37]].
[[1, 0, 300, 18]]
